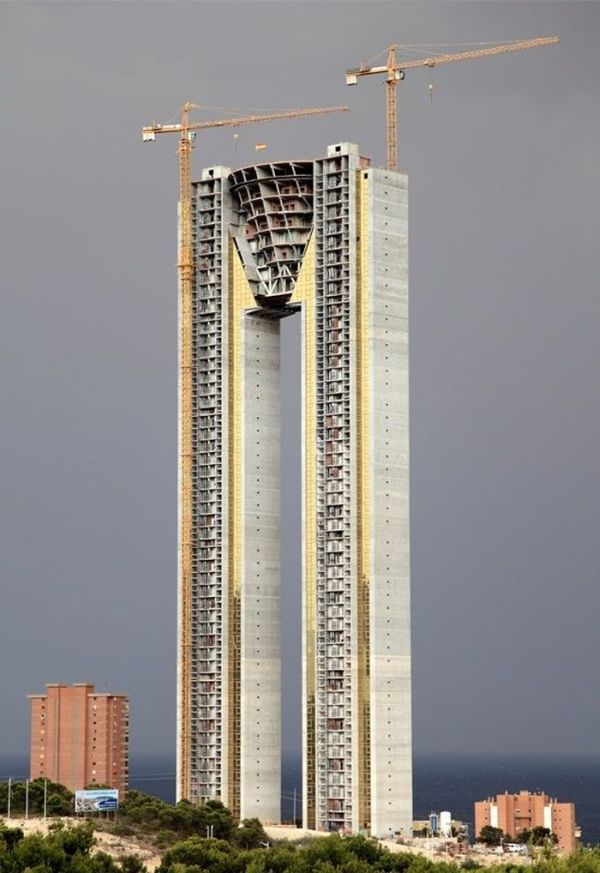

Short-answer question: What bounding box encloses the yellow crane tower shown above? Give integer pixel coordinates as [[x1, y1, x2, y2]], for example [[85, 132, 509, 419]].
[[141, 102, 348, 800], [346, 36, 560, 171]]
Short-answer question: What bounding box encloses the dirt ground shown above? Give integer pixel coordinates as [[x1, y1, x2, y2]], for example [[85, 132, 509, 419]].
[[1, 816, 531, 870], [264, 826, 532, 866], [0, 817, 163, 872]]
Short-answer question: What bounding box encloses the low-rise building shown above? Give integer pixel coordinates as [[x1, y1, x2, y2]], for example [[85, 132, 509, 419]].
[[29, 683, 129, 795], [475, 790, 578, 853]]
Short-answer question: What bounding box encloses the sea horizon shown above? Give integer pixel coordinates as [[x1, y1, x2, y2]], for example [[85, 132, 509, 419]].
[[1, 752, 598, 845]]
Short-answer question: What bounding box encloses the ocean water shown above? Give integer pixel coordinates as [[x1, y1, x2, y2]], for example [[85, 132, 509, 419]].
[[2, 753, 598, 845], [411, 755, 600, 846], [281, 754, 600, 845]]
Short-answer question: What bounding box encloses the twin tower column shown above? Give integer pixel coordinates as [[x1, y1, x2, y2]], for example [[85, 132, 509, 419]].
[[178, 143, 411, 837]]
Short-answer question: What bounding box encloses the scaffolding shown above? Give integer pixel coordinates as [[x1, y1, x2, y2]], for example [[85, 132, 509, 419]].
[[189, 173, 226, 804], [314, 151, 356, 832]]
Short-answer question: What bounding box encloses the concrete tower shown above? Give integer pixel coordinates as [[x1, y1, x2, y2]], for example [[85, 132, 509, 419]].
[[177, 142, 411, 836]]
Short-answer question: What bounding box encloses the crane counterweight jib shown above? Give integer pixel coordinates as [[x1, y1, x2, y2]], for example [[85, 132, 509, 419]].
[[141, 105, 349, 140], [345, 35, 560, 171], [346, 35, 560, 81]]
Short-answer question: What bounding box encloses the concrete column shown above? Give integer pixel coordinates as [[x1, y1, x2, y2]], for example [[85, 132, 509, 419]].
[[239, 313, 282, 823], [367, 168, 412, 838]]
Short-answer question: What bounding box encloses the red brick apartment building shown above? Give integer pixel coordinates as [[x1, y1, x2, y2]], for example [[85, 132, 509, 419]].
[[475, 791, 578, 853], [29, 683, 129, 795]]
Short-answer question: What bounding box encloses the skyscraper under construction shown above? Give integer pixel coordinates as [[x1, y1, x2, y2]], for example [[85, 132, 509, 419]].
[[177, 142, 411, 837]]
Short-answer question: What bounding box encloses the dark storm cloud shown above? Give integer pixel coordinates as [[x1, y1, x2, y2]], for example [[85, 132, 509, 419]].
[[0, 2, 598, 762]]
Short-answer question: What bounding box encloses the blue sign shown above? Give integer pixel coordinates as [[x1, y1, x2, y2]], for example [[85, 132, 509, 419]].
[[75, 789, 119, 812]]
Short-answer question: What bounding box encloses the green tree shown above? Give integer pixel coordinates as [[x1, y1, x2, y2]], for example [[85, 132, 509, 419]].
[[477, 825, 504, 847], [0, 778, 74, 817], [60, 823, 96, 856], [342, 836, 383, 865], [12, 832, 67, 872], [46, 791, 72, 816], [196, 800, 234, 842], [88, 850, 120, 873], [303, 833, 348, 869], [375, 852, 415, 872], [234, 819, 269, 850], [157, 807, 187, 836], [157, 836, 235, 873], [531, 827, 557, 846], [0, 825, 25, 850], [119, 855, 147, 873]]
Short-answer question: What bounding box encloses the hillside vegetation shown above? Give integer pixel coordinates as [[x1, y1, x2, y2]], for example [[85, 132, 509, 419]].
[[2, 820, 600, 873]]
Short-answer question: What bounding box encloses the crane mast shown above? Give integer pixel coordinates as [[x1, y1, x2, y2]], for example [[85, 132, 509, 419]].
[[142, 102, 348, 801], [346, 35, 560, 171], [177, 104, 194, 806], [385, 46, 400, 175]]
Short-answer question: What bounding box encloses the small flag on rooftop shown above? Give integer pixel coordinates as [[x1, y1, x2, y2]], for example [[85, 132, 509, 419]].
[[255, 143, 267, 151]]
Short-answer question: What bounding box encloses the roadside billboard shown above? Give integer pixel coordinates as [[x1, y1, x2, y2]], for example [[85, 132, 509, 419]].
[[75, 789, 119, 813]]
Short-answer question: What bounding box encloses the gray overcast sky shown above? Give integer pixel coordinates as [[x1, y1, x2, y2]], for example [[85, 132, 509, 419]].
[[1, 1, 599, 764]]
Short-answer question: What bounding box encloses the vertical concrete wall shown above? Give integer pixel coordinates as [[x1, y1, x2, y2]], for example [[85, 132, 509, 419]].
[[239, 313, 282, 823], [367, 168, 412, 838]]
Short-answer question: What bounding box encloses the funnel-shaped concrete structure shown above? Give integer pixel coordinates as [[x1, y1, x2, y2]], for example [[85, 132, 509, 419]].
[[229, 161, 314, 304]]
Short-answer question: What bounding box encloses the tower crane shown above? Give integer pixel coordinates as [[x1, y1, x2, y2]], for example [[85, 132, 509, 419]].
[[346, 36, 559, 171], [141, 102, 348, 801]]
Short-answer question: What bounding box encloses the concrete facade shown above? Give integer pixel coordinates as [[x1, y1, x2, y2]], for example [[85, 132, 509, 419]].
[[475, 791, 579, 854], [29, 683, 129, 794], [178, 144, 411, 835], [367, 168, 412, 837], [239, 314, 281, 823]]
